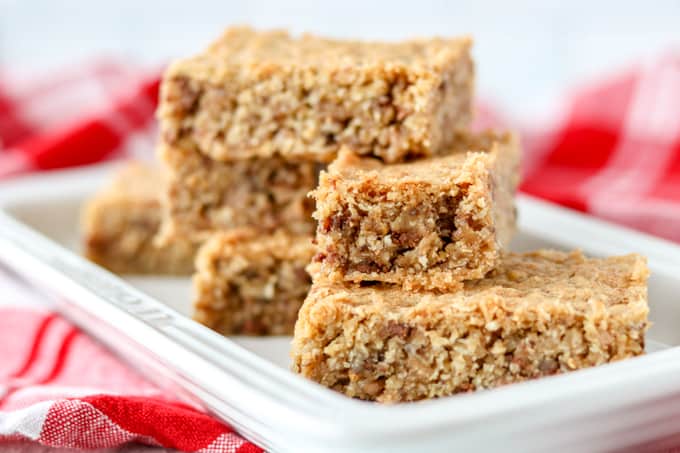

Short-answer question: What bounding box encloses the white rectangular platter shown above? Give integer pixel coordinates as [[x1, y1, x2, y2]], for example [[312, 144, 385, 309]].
[[2, 162, 680, 453]]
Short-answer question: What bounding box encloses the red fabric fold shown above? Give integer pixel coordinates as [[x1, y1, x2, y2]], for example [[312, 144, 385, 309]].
[[0, 305, 262, 453]]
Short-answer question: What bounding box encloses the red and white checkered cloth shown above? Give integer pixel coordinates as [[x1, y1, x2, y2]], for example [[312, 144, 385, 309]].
[[0, 61, 160, 176], [0, 271, 262, 453], [519, 52, 680, 242], [0, 54, 679, 452]]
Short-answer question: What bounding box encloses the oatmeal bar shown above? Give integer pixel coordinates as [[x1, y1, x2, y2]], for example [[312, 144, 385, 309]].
[[159, 26, 474, 164], [193, 230, 314, 335], [292, 250, 649, 403], [157, 143, 317, 245], [82, 162, 196, 275], [310, 131, 520, 291]]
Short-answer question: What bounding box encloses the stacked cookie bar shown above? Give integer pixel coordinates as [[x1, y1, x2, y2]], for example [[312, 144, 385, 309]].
[[81, 26, 649, 401], [82, 27, 475, 336], [294, 250, 648, 402], [81, 162, 196, 275], [310, 131, 519, 291], [158, 27, 476, 336], [287, 42, 650, 401], [193, 230, 315, 335], [157, 27, 474, 165], [293, 134, 649, 401]]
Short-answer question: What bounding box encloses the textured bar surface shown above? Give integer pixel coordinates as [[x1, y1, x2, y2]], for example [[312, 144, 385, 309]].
[[158, 143, 318, 245], [310, 131, 520, 291], [292, 250, 649, 402], [158, 26, 474, 164], [81, 162, 196, 275], [193, 229, 314, 335]]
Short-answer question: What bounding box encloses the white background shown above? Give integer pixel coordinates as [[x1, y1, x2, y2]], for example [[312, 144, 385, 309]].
[[1, 0, 679, 118]]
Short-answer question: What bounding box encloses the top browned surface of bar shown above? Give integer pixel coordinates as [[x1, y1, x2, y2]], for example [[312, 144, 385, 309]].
[[159, 26, 474, 163]]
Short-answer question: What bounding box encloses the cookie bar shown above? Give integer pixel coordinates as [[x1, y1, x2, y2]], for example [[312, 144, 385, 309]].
[[292, 250, 649, 402], [310, 131, 520, 291], [158, 26, 474, 164], [157, 143, 317, 245], [81, 162, 196, 275], [193, 230, 315, 335]]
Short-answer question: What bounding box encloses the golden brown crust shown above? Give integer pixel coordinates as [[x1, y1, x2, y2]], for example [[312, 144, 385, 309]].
[[193, 230, 315, 335], [81, 162, 196, 275], [310, 130, 520, 291], [292, 250, 650, 402], [158, 26, 474, 164]]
